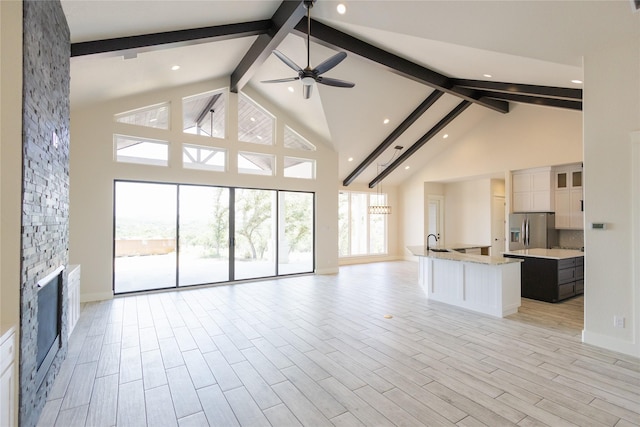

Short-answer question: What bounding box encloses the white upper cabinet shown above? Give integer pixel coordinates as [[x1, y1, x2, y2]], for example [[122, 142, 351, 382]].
[[554, 164, 584, 229], [512, 167, 553, 212]]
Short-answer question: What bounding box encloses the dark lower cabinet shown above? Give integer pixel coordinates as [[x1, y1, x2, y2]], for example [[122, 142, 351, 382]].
[[503, 255, 584, 303]]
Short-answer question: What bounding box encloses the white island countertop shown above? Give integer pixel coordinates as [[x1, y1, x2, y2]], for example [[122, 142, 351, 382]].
[[503, 248, 584, 260], [407, 246, 521, 266]]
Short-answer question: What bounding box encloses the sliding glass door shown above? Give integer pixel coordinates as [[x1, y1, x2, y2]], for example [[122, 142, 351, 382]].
[[113, 181, 314, 293], [179, 185, 230, 286], [114, 182, 177, 293], [278, 191, 314, 275], [234, 188, 277, 280]]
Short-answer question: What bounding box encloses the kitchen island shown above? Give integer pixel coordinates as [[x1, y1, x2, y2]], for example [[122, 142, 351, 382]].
[[503, 248, 584, 303], [408, 246, 522, 318]]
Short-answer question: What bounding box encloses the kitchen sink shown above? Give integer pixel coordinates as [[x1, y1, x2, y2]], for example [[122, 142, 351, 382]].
[[429, 248, 451, 253]]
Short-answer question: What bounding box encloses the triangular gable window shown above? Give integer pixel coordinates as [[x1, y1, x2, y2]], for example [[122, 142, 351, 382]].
[[284, 126, 315, 151], [238, 93, 274, 145], [183, 89, 227, 138], [115, 102, 170, 129]]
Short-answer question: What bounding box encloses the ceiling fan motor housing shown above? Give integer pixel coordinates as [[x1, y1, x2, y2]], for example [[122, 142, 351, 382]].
[[261, 0, 354, 98]]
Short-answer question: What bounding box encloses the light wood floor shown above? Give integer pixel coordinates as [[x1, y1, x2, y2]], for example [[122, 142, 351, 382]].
[[38, 261, 639, 427]]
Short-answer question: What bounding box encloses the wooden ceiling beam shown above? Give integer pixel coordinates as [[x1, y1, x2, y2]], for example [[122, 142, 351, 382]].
[[342, 90, 444, 186], [369, 101, 472, 188], [294, 19, 509, 114], [230, 0, 308, 93], [478, 91, 582, 110], [71, 20, 271, 58], [453, 79, 582, 101]]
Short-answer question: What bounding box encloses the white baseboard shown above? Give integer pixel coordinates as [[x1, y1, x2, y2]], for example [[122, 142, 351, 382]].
[[316, 267, 339, 275], [338, 255, 402, 266], [582, 329, 640, 358], [80, 291, 113, 303]]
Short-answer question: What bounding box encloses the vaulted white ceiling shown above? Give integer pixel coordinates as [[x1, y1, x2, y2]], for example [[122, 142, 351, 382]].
[[63, 0, 639, 186]]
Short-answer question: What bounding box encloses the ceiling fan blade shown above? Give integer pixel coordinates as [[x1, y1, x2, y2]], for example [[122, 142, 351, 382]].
[[303, 84, 313, 99], [316, 76, 355, 88], [272, 50, 303, 73], [314, 52, 347, 75], [261, 77, 300, 84]]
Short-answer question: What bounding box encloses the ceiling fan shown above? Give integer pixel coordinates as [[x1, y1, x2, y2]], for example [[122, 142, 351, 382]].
[[261, 0, 355, 99]]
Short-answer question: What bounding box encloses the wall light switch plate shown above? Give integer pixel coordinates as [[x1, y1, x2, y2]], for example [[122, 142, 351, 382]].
[[614, 315, 625, 328], [52, 131, 59, 148]]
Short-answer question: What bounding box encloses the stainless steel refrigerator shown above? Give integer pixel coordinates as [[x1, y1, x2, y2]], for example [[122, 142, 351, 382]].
[[508, 212, 558, 250]]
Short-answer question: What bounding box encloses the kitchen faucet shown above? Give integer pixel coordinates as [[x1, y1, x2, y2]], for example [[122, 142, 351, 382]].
[[426, 234, 438, 251]]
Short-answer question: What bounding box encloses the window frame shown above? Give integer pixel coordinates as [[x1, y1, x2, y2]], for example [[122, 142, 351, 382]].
[[182, 143, 227, 172], [338, 190, 388, 258], [238, 151, 276, 176], [113, 134, 170, 167], [182, 88, 228, 139], [283, 156, 316, 180], [237, 93, 275, 146], [114, 102, 170, 130]]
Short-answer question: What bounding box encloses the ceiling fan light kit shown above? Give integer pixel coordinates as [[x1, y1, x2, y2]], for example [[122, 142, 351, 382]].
[[261, 0, 355, 99]]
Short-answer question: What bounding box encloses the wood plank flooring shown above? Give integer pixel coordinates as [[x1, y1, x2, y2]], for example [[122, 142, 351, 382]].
[[37, 261, 639, 427]]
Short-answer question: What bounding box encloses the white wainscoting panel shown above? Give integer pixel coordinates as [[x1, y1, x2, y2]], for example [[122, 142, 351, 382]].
[[0, 327, 16, 427], [67, 264, 81, 338]]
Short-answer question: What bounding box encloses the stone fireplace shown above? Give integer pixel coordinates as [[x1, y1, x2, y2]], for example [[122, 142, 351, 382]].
[[19, 1, 70, 426]]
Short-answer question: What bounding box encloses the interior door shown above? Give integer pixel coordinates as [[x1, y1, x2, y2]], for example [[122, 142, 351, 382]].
[[491, 196, 506, 255], [427, 195, 444, 245]]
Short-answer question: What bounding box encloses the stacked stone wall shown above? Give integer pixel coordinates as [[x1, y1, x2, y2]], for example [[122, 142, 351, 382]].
[[19, 1, 70, 426]]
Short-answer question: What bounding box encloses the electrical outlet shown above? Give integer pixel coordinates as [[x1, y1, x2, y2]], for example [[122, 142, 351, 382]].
[[613, 315, 625, 328]]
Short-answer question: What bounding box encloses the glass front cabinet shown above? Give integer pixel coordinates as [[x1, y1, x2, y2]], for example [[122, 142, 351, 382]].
[[554, 164, 584, 229]]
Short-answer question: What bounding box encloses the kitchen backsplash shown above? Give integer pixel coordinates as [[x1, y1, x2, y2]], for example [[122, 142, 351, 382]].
[[558, 229, 585, 250]]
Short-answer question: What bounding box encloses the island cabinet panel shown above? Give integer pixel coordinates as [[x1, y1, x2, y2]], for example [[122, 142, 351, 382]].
[[575, 257, 584, 293], [419, 256, 521, 318], [504, 254, 584, 302], [430, 259, 463, 301]]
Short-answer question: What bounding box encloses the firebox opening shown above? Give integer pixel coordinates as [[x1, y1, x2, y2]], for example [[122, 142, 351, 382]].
[[35, 265, 64, 390]]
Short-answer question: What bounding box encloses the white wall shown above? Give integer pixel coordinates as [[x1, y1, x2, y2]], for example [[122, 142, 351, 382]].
[[0, 0, 22, 337], [0, 2, 22, 424], [70, 78, 338, 302], [582, 39, 640, 357], [443, 179, 492, 246]]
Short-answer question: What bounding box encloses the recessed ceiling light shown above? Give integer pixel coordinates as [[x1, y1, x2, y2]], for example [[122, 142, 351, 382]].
[[348, 157, 354, 162], [443, 134, 449, 139], [383, 118, 390, 124], [337, 3, 346, 14], [171, 65, 180, 71], [288, 86, 294, 92], [250, 117, 256, 122], [571, 79, 583, 84], [483, 73, 492, 78], [405, 166, 410, 170]]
